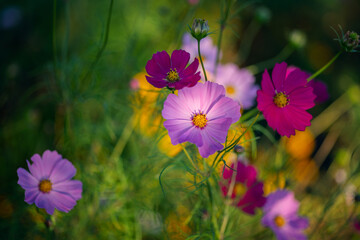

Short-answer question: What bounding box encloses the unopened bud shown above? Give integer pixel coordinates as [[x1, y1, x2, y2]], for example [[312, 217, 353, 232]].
[[289, 30, 306, 49], [190, 18, 209, 41], [332, 26, 359, 53]]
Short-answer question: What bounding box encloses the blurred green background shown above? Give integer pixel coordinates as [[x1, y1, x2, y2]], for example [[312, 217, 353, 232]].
[[1, 0, 360, 239]]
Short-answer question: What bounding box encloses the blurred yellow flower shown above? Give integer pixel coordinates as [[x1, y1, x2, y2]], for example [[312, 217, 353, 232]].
[[157, 132, 182, 157], [291, 158, 318, 186], [165, 205, 192, 240], [284, 128, 315, 160], [263, 173, 286, 195], [130, 72, 160, 106]]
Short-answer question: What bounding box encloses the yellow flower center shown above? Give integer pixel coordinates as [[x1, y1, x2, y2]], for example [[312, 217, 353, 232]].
[[273, 92, 289, 108], [192, 113, 207, 128], [234, 183, 247, 197], [39, 179, 52, 193], [167, 69, 180, 82], [274, 215, 286, 227], [226, 86, 236, 95]]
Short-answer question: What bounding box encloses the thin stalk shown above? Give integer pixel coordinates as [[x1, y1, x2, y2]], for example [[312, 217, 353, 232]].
[[82, 0, 114, 84], [198, 40, 208, 81], [307, 51, 341, 81], [181, 144, 200, 172], [215, 0, 232, 70]]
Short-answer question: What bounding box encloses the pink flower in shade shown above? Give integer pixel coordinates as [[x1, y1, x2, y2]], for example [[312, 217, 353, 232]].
[[221, 160, 266, 215], [354, 216, 360, 233], [162, 81, 241, 158], [145, 49, 201, 90], [215, 63, 258, 109], [182, 33, 219, 75], [286, 66, 329, 104], [17, 150, 82, 215], [262, 190, 309, 240], [256, 62, 316, 137]]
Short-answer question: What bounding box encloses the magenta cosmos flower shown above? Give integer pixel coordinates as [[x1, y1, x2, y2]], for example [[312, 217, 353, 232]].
[[145, 49, 201, 90], [17, 150, 82, 215], [262, 190, 309, 240], [286, 66, 329, 104], [162, 81, 241, 158], [221, 160, 266, 215], [215, 63, 258, 109], [257, 62, 316, 137]]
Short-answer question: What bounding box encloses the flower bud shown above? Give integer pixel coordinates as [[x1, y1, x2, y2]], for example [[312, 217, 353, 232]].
[[190, 18, 209, 41], [332, 26, 359, 53], [289, 30, 306, 49], [255, 7, 271, 24], [234, 145, 244, 154]]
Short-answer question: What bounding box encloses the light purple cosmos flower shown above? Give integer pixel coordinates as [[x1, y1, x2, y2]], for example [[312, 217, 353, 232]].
[[262, 190, 309, 240], [17, 150, 82, 215], [215, 63, 258, 109], [145, 49, 201, 90], [162, 81, 241, 158], [182, 33, 219, 76]]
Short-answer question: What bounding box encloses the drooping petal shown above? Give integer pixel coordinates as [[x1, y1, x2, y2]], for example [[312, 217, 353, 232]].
[[24, 188, 40, 204], [198, 129, 224, 158], [35, 194, 55, 215], [53, 180, 83, 201], [17, 168, 38, 189], [272, 62, 288, 91], [48, 191, 77, 213], [145, 76, 167, 88], [171, 49, 190, 72], [49, 159, 76, 184]]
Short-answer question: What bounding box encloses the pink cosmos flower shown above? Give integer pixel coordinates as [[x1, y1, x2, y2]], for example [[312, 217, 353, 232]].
[[257, 62, 316, 137], [215, 63, 258, 109], [262, 190, 309, 240], [17, 150, 82, 215], [286, 66, 329, 104], [162, 81, 241, 158], [221, 160, 266, 215], [145, 49, 201, 90]]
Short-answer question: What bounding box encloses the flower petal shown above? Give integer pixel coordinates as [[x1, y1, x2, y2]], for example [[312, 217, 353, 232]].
[[152, 51, 171, 72], [53, 180, 83, 201], [48, 191, 77, 213], [198, 128, 224, 158], [261, 69, 275, 95], [17, 168, 38, 189], [35, 194, 55, 215], [145, 76, 167, 88], [163, 119, 193, 145], [145, 58, 167, 78], [42, 150, 63, 177], [283, 68, 308, 93], [179, 58, 199, 77], [24, 188, 40, 204], [49, 159, 76, 184], [289, 86, 316, 109], [271, 62, 287, 91], [171, 49, 190, 72]]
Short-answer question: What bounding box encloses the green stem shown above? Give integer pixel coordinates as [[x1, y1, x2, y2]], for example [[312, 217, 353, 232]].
[[52, 0, 58, 80], [82, 0, 114, 84], [215, 0, 232, 70], [198, 40, 208, 81], [307, 51, 341, 81]]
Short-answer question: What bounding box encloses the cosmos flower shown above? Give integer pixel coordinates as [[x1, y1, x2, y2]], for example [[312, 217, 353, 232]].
[[162, 81, 240, 158], [145, 49, 201, 90], [221, 160, 266, 215], [257, 62, 316, 137], [182, 33, 219, 76], [262, 190, 309, 240], [17, 150, 82, 215], [215, 63, 258, 109], [286, 66, 329, 104]]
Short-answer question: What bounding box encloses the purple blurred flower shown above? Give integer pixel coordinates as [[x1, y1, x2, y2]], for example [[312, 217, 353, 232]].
[[286, 66, 329, 104], [17, 150, 82, 215], [1, 6, 22, 29], [162, 81, 240, 158], [221, 160, 266, 215], [262, 190, 309, 240], [145, 49, 201, 90], [182, 33, 219, 76], [215, 63, 258, 109]]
